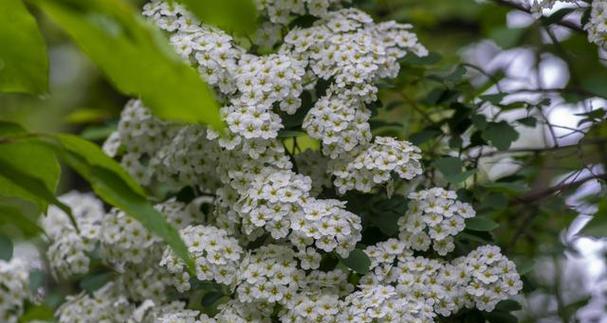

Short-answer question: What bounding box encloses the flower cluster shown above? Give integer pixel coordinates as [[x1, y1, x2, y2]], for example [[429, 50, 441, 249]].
[[33, 0, 527, 322], [330, 136, 423, 194], [235, 244, 301, 304], [398, 187, 475, 255], [255, 0, 350, 26], [56, 282, 134, 323], [585, 0, 607, 50], [456, 245, 523, 311], [0, 259, 30, 323], [361, 240, 523, 318], [160, 225, 243, 288], [41, 191, 104, 278]]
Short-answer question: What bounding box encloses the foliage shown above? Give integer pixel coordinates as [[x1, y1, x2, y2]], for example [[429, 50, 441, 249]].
[[0, 0, 605, 322]]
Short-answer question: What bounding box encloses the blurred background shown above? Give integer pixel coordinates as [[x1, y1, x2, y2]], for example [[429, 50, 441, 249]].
[[1, 0, 605, 322]]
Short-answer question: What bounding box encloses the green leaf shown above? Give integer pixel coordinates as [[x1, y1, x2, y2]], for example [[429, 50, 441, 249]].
[[466, 216, 499, 231], [495, 299, 522, 312], [341, 249, 371, 275], [28, 270, 45, 294], [176, 0, 257, 35], [433, 157, 463, 176], [0, 0, 48, 94], [0, 137, 67, 215], [47, 134, 195, 273], [489, 26, 525, 49], [0, 234, 13, 261], [580, 199, 607, 238], [516, 116, 537, 127], [0, 200, 44, 239], [514, 258, 535, 275], [401, 52, 442, 65], [482, 121, 519, 150], [433, 157, 474, 184], [484, 311, 518, 323], [80, 272, 114, 293], [541, 8, 575, 26], [35, 0, 224, 130], [410, 129, 441, 145], [19, 304, 54, 322]]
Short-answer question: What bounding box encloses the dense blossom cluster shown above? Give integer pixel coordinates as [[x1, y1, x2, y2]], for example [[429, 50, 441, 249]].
[[161, 225, 243, 288], [585, 0, 607, 50], [41, 192, 105, 278], [0, 259, 31, 323], [398, 188, 476, 255], [362, 240, 523, 319], [6, 0, 528, 322]]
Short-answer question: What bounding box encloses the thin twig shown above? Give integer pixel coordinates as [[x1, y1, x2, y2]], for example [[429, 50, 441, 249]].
[[491, 0, 585, 33]]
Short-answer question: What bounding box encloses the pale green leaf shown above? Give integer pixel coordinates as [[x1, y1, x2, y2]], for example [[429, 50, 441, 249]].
[[35, 0, 224, 129], [0, 0, 48, 94]]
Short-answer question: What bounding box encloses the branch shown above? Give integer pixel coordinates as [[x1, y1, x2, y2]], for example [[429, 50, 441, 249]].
[[467, 138, 607, 160], [491, 0, 585, 33], [514, 173, 607, 204]]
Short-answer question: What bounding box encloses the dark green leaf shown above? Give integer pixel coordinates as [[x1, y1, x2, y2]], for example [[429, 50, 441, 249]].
[[484, 311, 518, 323], [541, 8, 575, 26], [433, 157, 464, 176], [0, 143, 72, 221], [35, 0, 224, 130], [0, 200, 44, 238], [489, 26, 525, 48], [0, 234, 13, 261], [495, 299, 522, 312], [433, 157, 474, 184], [482, 121, 519, 150], [580, 199, 607, 238], [401, 52, 442, 65], [466, 216, 499, 231], [514, 258, 535, 275], [516, 116, 537, 127], [80, 272, 114, 293], [410, 129, 441, 145], [480, 93, 507, 105], [28, 270, 45, 294], [341, 249, 371, 275], [0, 0, 48, 94]]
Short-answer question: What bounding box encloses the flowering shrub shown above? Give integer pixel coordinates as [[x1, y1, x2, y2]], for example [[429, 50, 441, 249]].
[[2, 0, 607, 322], [0, 1, 530, 322]]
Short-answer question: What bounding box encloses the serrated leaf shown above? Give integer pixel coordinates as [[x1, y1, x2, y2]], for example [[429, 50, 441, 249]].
[[482, 121, 519, 150], [35, 0, 224, 130], [0, 0, 48, 94], [466, 216, 499, 231], [341, 249, 371, 275]]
